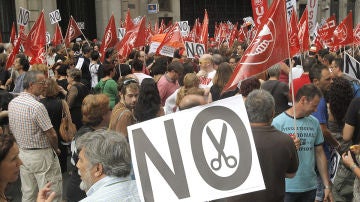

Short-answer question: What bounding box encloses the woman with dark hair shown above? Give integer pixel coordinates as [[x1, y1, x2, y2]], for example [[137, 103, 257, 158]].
[[208, 62, 233, 102], [0, 134, 22, 202], [54, 63, 69, 91], [40, 78, 69, 173], [66, 69, 89, 130], [66, 94, 111, 202], [94, 64, 118, 109], [134, 78, 164, 122], [239, 76, 261, 100]]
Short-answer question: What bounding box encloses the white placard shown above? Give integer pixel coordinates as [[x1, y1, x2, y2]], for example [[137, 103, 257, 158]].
[[159, 45, 175, 57], [117, 28, 126, 40], [178, 21, 190, 37], [17, 7, 30, 26], [49, 9, 61, 24], [307, 0, 318, 35], [344, 52, 360, 80], [185, 41, 205, 59], [45, 32, 51, 45], [128, 95, 265, 202], [77, 22, 85, 30]]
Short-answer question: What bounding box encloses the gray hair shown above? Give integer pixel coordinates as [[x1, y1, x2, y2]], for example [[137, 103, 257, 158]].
[[212, 54, 224, 65], [267, 63, 281, 78], [23, 71, 43, 90], [76, 129, 131, 177], [245, 89, 275, 123]]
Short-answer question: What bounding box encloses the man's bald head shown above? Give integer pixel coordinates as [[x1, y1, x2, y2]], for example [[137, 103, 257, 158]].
[[178, 94, 207, 110]]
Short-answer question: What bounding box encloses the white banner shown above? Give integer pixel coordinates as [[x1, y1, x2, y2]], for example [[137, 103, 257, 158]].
[[185, 41, 205, 59], [49, 9, 61, 24], [344, 52, 360, 80], [286, 0, 297, 22], [17, 7, 30, 26], [307, 0, 318, 35], [178, 21, 190, 37], [128, 96, 265, 202], [117, 28, 126, 40]]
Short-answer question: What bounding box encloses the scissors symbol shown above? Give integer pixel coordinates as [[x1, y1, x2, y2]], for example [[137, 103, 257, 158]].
[[207, 123, 237, 171]]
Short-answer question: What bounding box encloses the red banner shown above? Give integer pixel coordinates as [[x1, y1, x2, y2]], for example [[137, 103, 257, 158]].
[[251, 0, 268, 27]]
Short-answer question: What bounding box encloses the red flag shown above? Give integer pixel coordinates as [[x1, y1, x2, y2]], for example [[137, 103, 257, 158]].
[[29, 46, 46, 65], [158, 19, 166, 34], [354, 24, 360, 45], [251, 0, 268, 27], [99, 15, 118, 62], [297, 7, 310, 52], [155, 23, 184, 56], [333, 11, 354, 47], [6, 29, 24, 69], [228, 22, 239, 48], [23, 11, 46, 59], [145, 22, 154, 45], [237, 26, 247, 43], [154, 20, 159, 34], [10, 22, 16, 44], [199, 10, 209, 48], [318, 15, 336, 41], [115, 17, 146, 59], [288, 8, 300, 57], [64, 16, 82, 47], [125, 9, 134, 31], [223, 0, 289, 92], [52, 23, 63, 46]]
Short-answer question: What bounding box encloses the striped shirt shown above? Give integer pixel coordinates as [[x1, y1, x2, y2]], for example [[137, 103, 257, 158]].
[[9, 92, 53, 149], [80, 176, 140, 202]]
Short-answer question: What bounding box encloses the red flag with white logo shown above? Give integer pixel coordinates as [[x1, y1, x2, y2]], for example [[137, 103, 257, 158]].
[[223, 0, 289, 92], [10, 22, 16, 44], [318, 15, 336, 41], [23, 11, 46, 59], [158, 19, 166, 34], [354, 24, 360, 45], [125, 9, 134, 31], [228, 22, 239, 48], [52, 23, 63, 46], [251, 0, 268, 27], [100, 15, 118, 62], [155, 23, 184, 56], [6, 29, 24, 69], [297, 7, 310, 52], [199, 10, 208, 49], [333, 11, 353, 47], [237, 26, 247, 43], [115, 16, 146, 59], [288, 8, 300, 57], [64, 16, 82, 47]]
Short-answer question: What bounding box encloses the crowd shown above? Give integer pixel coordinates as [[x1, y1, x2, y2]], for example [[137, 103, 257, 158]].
[[0, 37, 360, 202]]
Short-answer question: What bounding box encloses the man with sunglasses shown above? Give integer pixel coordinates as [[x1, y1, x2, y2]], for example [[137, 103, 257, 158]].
[[109, 77, 140, 138]]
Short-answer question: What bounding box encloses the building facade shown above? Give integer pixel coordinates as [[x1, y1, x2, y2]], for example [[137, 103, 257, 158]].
[[0, 0, 358, 42]]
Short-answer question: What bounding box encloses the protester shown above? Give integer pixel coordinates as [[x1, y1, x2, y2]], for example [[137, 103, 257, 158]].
[[178, 94, 207, 110], [54, 63, 69, 91], [94, 64, 118, 109], [261, 63, 290, 116], [40, 78, 69, 173], [8, 71, 62, 202], [132, 59, 152, 84], [208, 62, 233, 102], [66, 68, 90, 130], [75, 45, 92, 90], [12, 54, 30, 94], [331, 57, 360, 97], [89, 51, 101, 89], [157, 61, 183, 106], [272, 84, 333, 202], [197, 54, 216, 88], [328, 77, 355, 201], [0, 134, 22, 202], [217, 89, 299, 201], [238, 76, 261, 100], [76, 129, 140, 201], [109, 77, 140, 137], [66, 94, 111, 202], [134, 78, 164, 122]]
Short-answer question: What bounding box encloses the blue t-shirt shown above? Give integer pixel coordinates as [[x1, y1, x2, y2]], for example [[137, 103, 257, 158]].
[[312, 97, 328, 124], [272, 112, 324, 192]]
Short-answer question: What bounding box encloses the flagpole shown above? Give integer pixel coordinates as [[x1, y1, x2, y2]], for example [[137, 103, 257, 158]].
[[57, 22, 69, 58], [285, 1, 298, 139]]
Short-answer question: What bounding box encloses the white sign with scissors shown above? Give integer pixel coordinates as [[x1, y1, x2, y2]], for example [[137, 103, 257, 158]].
[[128, 95, 265, 202]]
